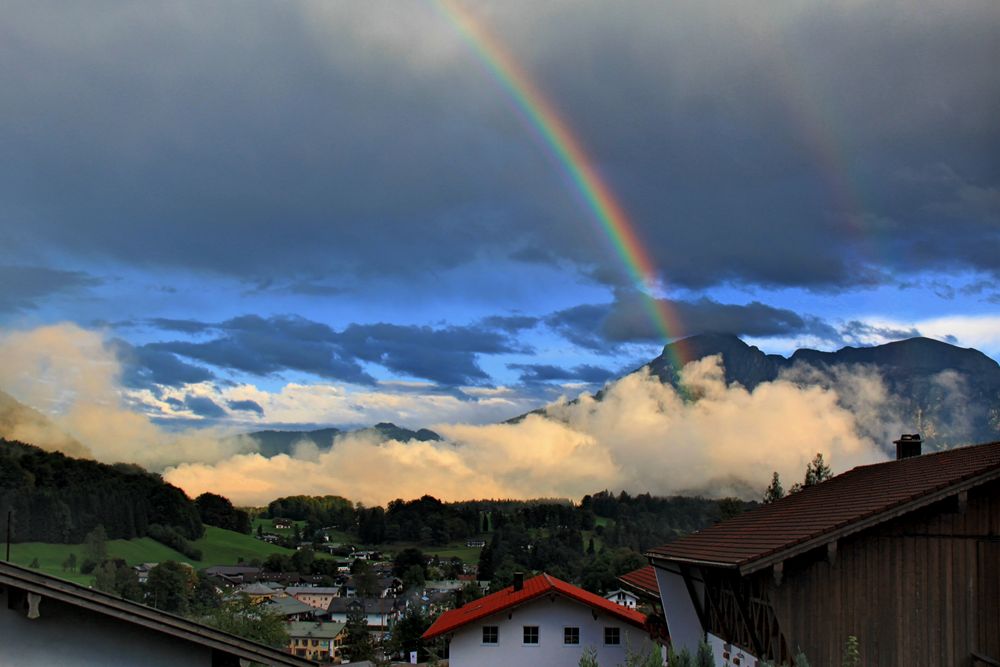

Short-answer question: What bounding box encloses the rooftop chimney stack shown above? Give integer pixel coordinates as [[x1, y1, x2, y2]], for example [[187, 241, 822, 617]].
[[513, 572, 524, 591], [894, 434, 922, 460]]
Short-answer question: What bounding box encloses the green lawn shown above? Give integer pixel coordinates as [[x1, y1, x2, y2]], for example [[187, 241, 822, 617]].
[[251, 517, 354, 546], [192, 526, 294, 565], [8, 526, 298, 586], [389, 540, 484, 564]]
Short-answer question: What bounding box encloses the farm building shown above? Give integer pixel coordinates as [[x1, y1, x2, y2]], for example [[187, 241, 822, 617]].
[[647, 437, 1000, 666]]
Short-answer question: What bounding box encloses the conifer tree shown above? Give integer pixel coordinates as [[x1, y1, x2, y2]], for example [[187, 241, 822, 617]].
[[803, 453, 832, 487], [763, 472, 785, 503]]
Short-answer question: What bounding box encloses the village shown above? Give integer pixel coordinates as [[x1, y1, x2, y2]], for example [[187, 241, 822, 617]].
[[3, 434, 998, 666]]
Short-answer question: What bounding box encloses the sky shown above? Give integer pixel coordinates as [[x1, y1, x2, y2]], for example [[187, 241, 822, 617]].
[[1, 0, 998, 439]]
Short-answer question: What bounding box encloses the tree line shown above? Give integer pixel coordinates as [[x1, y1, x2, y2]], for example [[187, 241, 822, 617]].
[[0, 438, 203, 543]]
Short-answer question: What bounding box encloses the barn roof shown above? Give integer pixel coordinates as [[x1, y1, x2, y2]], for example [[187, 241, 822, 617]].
[[618, 565, 660, 599], [421, 572, 647, 640], [647, 440, 1000, 574]]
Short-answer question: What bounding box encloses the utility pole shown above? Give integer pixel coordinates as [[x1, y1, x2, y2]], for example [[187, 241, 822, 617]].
[[5, 510, 11, 561]]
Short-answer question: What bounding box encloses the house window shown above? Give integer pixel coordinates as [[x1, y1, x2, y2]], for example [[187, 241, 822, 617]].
[[523, 625, 539, 644], [482, 625, 498, 644], [564, 627, 580, 645], [604, 627, 621, 645]]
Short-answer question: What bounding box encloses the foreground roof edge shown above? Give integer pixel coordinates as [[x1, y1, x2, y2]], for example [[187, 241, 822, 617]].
[[0, 560, 312, 667]]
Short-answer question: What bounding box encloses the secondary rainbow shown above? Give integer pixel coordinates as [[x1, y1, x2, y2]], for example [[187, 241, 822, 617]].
[[434, 0, 689, 367]]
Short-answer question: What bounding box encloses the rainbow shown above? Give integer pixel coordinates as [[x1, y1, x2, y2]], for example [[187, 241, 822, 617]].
[[433, 0, 689, 369]]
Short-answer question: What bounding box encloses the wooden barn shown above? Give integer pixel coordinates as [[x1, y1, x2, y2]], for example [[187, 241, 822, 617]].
[[647, 437, 1000, 666]]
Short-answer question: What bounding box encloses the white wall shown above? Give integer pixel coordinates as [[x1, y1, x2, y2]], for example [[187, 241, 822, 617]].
[[1, 587, 212, 666], [447, 595, 659, 667], [653, 564, 704, 655], [707, 632, 759, 667], [327, 610, 393, 627]]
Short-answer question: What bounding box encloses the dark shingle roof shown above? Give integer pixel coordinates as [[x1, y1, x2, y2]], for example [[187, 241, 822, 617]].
[[327, 597, 398, 614], [618, 566, 659, 598], [647, 441, 1000, 573]]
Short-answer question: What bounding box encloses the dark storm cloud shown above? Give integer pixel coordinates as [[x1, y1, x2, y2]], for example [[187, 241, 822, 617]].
[[548, 296, 839, 349], [2, 1, 997, 292], [479, 315, 540, 333], [146, 318, 216, 334], [150, 315, 376, 385], [109, 338, 215, 389], [0, 265, 102, 313], [227, 399, 264, 416], [839, 321, 922, 345], [509, 363, 615, 385], [144, 314, 523, 387], [183, 394, 227, 419], [337, 322, 522, 386]]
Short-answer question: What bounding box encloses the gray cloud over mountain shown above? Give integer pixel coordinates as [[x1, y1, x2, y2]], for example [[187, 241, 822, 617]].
[[548, 295, 840, 349]]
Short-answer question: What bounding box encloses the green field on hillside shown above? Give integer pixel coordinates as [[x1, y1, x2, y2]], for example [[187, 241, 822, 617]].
[[252, 517, 354, 545], [8, 526, 297, 586], [192, 526, 295, 564], [387, 540, 484, 564]]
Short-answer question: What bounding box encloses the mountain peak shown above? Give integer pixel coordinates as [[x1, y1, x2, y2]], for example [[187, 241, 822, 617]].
[[641, 334, 1000, 448]]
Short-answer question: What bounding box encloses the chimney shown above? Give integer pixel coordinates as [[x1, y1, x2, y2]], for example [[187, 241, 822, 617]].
[[513, 572, 524, 591], [894, 433, 922, 460]]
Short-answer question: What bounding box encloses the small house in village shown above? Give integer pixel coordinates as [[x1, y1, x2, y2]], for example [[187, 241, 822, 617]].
[[325, 597, 402, 630], [617, 565, 661, 608], [237, 581, 283, 603], [285, 586, 342, 611], [131, 562, 158, 585], [201, 565, 263, 586], [286, 620, 347, 662], [647, 437, 1000, 666], [603, 587, 640, 609], [264, 595, 317, 621], [422, 572, 657, 667]]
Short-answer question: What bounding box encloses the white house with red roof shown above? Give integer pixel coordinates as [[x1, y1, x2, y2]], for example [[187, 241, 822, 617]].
[[422, 572, 659, 667]]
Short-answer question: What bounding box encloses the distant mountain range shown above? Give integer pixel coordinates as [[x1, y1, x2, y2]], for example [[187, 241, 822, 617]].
[[235, 422, 441, 457], [3, 335, 997, 460], [640, 334, 1000, 449]]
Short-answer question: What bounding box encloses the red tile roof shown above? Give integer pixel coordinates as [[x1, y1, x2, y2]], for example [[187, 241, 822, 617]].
[[618, 565, 660, 598], [421, 573, 648, 640], [647, 441, 1000, 573]]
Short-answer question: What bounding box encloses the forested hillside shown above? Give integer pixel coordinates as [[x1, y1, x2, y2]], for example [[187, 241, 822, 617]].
[[0, 438, 202, 543]]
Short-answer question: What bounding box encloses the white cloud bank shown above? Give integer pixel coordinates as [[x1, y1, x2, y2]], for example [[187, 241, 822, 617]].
[[0, 324, 248, 469], [1, 323, 898, 506], [164, 356, 890, 505]]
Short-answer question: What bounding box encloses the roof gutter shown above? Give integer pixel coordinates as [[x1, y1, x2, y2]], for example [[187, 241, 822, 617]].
[[646, 553, 739, 571]]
